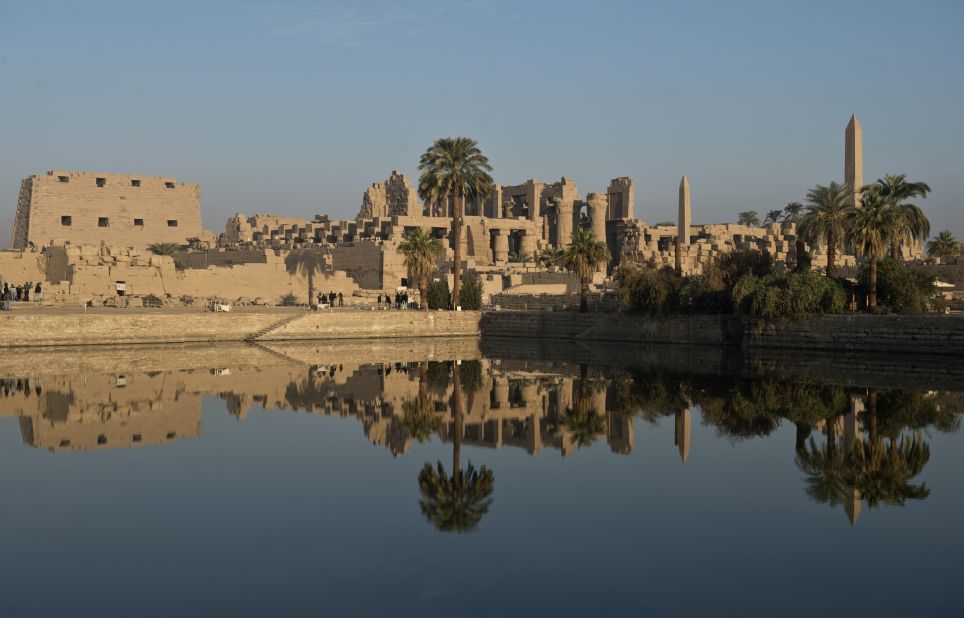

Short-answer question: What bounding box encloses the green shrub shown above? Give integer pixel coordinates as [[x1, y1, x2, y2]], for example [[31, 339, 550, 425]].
[[859, 259, 937, 314], [718, 250, 774, 286], [426, 278, 450, 310], [459, 272, 484, 310], [614, 264, 682, 314], [732, 272, 846, 318]]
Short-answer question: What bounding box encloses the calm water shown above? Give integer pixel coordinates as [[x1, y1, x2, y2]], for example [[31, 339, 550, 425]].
[[0, 339, 961, 617]]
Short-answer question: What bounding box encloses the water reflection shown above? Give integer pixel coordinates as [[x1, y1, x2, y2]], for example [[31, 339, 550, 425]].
[[0, 343, 960, 529]]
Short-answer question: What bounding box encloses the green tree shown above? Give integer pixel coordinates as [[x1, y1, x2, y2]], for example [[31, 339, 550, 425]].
[[783, 202, 807, 269], [764, 209, 783, 225], [459, 271, 484, 310], [926, 230, 960, 258], [868, 174, 931, 259], [397, 227, 444, 311], [417, 138, 494, 309], [799, 181, 853, 278], [847, 191, 893, 312], [426, 279, 450, 310], [738, 211, 761, 226], [284, 247, 328, 306], [559, 226, 610, 312], [148, 242, 180, 256]]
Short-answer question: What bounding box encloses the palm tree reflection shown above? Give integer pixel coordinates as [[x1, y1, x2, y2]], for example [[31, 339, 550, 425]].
[[416, 362, 494, 533]]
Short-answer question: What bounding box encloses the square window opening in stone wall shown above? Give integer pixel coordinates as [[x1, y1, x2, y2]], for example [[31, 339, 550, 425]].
[[132, 434, 142, 443], [134, 218, 144, 227], [97, 434, 107, 445], [131, 179, 141, 187], [96, 177, 106, 187], [167, 219, 178, 227], [57, 176, 69, 183], [164, 181, 175, 189], [61, 215, 72, 226], [98, 217, 109, 227]]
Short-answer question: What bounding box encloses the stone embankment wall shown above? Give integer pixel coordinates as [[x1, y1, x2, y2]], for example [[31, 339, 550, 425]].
[[0, 310, 481, 347], [481, 311, 964, 356]]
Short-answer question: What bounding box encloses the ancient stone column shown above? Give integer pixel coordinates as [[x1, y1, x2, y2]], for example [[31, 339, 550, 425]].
[[493, 230, 509, 262], [493, 377, 510, 410], [845, 114, 863, 208], [678, 175, 691, 247], [587, 192, 607, 243], [555, 200, 573, 249], [519, 230, 536, 257]]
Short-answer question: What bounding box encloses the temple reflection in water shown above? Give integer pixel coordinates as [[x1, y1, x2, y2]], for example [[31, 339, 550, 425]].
[[0, 339, 959, 528]]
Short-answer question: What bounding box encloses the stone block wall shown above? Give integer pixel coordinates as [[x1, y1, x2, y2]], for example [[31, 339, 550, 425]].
[[481, 311, 964, 356], [13, 171, 203, 250], [0, 309, 482, 347]]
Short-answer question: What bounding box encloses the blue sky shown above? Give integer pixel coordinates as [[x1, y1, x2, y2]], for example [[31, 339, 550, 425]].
[[1, 0, 962, 237]]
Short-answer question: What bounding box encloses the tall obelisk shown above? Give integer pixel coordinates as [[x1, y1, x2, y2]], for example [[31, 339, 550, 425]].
[[845, 114, 863, 208], [678, 175, 691, 246]]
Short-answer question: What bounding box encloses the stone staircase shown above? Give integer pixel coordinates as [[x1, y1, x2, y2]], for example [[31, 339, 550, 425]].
[[243, 312, 305, 342]]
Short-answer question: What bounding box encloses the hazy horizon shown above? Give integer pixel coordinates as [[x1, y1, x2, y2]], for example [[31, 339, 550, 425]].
[[2, 0, 962, 244]]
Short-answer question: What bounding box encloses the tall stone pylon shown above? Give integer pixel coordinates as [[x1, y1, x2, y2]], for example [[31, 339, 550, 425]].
[[678, 175, 691, 247], [845, 114, 863, 208]]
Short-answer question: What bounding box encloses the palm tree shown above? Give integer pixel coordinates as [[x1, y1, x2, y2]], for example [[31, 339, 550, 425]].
[[799, 181, 853, 278], [782, 202, 807, 269], [847, 191, 893, 312], [764, 209, 783, 225], [148, 242, 180, 256], [868, 174, 931, 259], [738, 211, 760, 226], [536, 247, 561, 269], [843, 435, 930, 508], [416, 363, 494, 533], [926, 230, 960, 258], [559, 226, 610, 312], [284, 247, 328, 306], [397, 228, 444, 311], [783, 202, 804, 225], [417, 138, 494, 309]]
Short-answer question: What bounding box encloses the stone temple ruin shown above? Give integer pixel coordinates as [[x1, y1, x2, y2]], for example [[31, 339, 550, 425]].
[[2, 115, 920, 308]]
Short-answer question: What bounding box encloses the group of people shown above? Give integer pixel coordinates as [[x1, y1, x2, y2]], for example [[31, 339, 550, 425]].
[[375, 292, 414, 309], [1, 281, 41, 310], [316, 291, 344, 307]]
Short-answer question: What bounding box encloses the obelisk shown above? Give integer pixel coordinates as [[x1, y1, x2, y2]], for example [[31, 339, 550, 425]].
[[845, 114, 863, 208], [678, 175, 691, 246]]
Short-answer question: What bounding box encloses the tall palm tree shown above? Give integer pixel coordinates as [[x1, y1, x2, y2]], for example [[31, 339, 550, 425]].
[[926, 230, 960, 258], [843, 435, 930, 508], [847, 191, 893, 312], [284, 247, 328, 306], [417, 138, 494, 309], [397, 228, 444, 311], [416, 360, 495, 533], [764, 209, 783, 225], [559, 226, 610, 312], [868, 174, 931, 259], [799, 181, 853, 278], [738, 211, 760, 226]]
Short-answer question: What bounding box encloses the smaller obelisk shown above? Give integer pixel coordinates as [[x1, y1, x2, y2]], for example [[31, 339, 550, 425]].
[[678, 175, 691, 246], [674, 408, 691, 463], [845, 114, 863, 208]]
